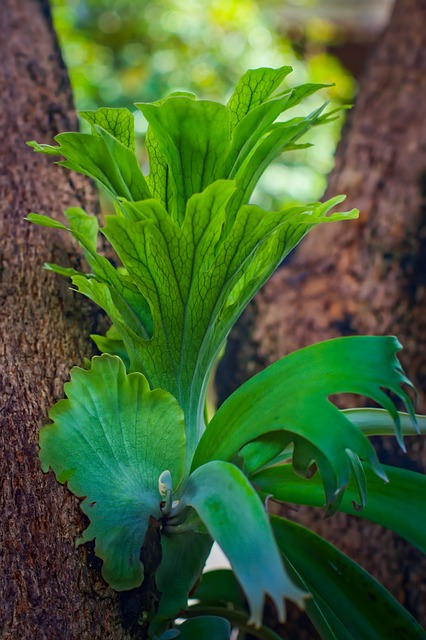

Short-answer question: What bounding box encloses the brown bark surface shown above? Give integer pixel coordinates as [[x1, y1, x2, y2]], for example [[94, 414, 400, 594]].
[[219, 0, 426, 635], [0, 1, 131, 638]]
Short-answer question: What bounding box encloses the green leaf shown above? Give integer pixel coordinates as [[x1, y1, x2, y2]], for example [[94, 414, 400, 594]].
[[173, 460, 306, 627], [136, 97, 231, 223], [44, 263, 83, 278], [28, 210, 154, 341], [30, 185, 358, 475], [193, 336, 413, 508], [74, 269, 152, 336], [135, 92, 196, 211], [64, 207, 98, 251], [193, 569, 246, 609], [29, 69, 365, 484], [145, 125, 169, 208], [156, 532, 213, 618], [343, 408, 423, 437], [102, 181, 237, 454], [29, 209, 100, 279], [26, 140, 61, 155], [28, 128, 151, 203], [240, 432, 293, 476], [91, 325, 130, 368], [227, 66, 293, 129], [274, 82, 331, 108], [271, 516, 426, 640], [226, 82, 330, 182], [252, 462, 426, 554], [184, 606, 283, 640], [26, 213, 67, 229], [154, 630, 180, 640], [101, 184, 357, 464], [229, 105, 332, 211], [63, 207, 100, 271], [177, 616, 231, 640], [226, 93, 300, 180], [40, 354, 186, 590], [345, 449, 367, 509], [80, 107, 135, 151]]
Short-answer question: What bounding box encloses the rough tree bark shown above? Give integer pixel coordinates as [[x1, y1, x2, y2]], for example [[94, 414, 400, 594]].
[[219, 0, 426, 635], [0, 1, 136, 638]]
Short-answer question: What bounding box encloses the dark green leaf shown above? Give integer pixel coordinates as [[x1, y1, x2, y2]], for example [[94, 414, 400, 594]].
[[193, 337, 413, 508], [156, 532, 213, 618], [193, 569, 246, 609], [253, 462, 426, 553], [177, 616, 231, 640], [272, 516, 426, 640], [184, 606, 283, 640]]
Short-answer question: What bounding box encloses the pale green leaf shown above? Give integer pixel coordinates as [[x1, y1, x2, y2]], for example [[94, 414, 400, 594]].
[[226, 82, 330, 181], [274, 82, 331, 108], [136, 97, 231, 222], [226, 93, 299, 180], [28, 210, 154, 340], [272, 516, 426, 640], [44, 263, 83, 278], [229, 104, 330, 211], [227, 66, 293, 129], [193, 337, 413, 507], [64, 207, 98, 252], [143, 92, 196, 210], [80, 107, 135, 151], [26, 140, 61, 155], [28, 129, 150, 202], [26, 213, 67, 229], [343, 408, 423, 437], [91, 325, 130, 368], [174, 460, 307, 627], [71, 274, 153, 354], [253, 462, 426, 554], [63, 207, 99, 271], [39, 354, 186, 590]]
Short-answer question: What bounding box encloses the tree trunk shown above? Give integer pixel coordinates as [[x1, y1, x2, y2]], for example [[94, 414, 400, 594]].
[[0, 1, 131, 638], [218, 0, 426, 635]]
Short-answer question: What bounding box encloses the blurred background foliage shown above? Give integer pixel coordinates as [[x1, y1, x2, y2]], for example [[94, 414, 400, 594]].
[[51, 0, 393, 207]]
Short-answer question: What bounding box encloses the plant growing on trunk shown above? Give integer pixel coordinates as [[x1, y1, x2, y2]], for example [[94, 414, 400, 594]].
[[28, 66, 426, 639]]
